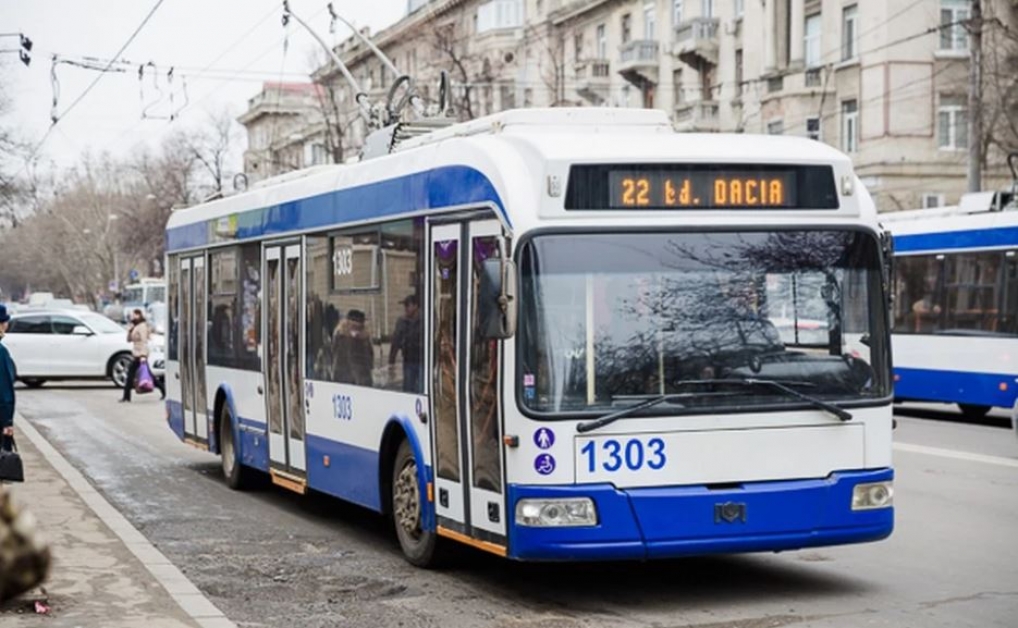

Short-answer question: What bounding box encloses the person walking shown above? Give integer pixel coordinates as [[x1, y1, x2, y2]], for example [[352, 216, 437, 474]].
[[121, 309, 165, 402], [0, 305, 16, 454]]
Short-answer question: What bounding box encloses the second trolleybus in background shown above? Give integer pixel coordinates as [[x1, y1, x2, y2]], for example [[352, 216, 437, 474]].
[[164, 108, 894, 566], [883, 180, 1018, 419]]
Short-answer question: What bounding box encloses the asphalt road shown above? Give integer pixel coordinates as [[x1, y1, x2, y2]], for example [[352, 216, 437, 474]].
[[17, 386, 1018, 628]]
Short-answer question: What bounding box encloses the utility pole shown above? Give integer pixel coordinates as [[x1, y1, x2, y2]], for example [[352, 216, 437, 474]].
[[967, 0, 983, 193]]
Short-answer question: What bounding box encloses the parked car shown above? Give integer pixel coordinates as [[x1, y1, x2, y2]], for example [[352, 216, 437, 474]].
[[3, 309, 164, 389]]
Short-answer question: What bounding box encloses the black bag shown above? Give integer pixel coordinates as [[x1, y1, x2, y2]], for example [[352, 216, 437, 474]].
[[0, 435, 24, 483]]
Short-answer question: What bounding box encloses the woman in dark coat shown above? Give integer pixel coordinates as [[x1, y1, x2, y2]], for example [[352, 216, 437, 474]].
[[0, 305, 17, 451]]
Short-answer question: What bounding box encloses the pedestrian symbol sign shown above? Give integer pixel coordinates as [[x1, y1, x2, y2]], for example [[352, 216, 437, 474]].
[[534, 428, 555, 450]]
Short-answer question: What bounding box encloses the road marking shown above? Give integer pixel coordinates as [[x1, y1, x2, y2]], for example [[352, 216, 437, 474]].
[[17, 414, 237, 628], [894, 442, 1018, 469]]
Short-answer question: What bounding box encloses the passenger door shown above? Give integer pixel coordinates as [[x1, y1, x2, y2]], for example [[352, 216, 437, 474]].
[[179, 256, 210, 446], [264, 243, 307, 491], [50, 315, 99, 375], [4, 315, 52, 375], [428, 218, 507, 549]]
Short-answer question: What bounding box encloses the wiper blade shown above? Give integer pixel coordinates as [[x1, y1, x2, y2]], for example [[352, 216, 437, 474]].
[[575, 379, 851, 434], [576, 393, 700, 434], [672, 378, 853, 422]]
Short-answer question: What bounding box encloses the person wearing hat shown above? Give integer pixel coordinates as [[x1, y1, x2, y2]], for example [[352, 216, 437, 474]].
[[331, 309, 373, 387], [0, 305, 17, 452], [389, 294, 422, 392]]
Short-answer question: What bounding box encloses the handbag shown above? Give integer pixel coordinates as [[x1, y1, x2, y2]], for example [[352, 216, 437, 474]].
[[0, 435, 24, 483], [135, 359, 155, 394]]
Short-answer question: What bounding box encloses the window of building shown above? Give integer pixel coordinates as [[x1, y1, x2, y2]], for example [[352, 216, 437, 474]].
[[734, 49, 743, 97], [767, 120, 784, 135], [842, 99, 858, 153], [807, 117, 821, 141], [644, 1, 656, 40], [938, 94, 967, 150], [842, 4, 858, 61], [805, 13, 822, 67], [621, 14, 632, 44], [477, 0, 523, 33], [940, 0, 970, 51], [922, 193, 945, 209], [733, 0, 744, 19], [673, 0, 684, 25], [574, 32, 584, 60], [596, 23, 607, 58], [305, 219, 424, 392], [701, 0, 714, 19], [500, 83, 516, 109], [673, 69, 684, 105]]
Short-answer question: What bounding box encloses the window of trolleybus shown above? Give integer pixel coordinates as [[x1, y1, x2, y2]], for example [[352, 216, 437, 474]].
[[518, 229, 891, 417]]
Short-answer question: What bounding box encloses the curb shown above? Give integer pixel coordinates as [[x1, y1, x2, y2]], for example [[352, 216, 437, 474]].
[[17, 414, 238, 628]]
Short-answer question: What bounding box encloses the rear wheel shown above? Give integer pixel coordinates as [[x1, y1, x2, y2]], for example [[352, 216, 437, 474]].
[[392, 439, 440, 567], [220, 405, 251, 490], [958, 404, 992, 419], [20, 378, 46, 389], [110, 353, 133, 389]]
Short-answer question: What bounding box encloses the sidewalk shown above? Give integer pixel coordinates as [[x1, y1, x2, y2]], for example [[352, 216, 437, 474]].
[[0, 418, 230, 628]]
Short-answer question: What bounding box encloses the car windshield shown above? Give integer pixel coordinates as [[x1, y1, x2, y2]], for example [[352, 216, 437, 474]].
[[518, 229, 890, 416], [122, 287, 144, 303], [80, 313, 126, 334]]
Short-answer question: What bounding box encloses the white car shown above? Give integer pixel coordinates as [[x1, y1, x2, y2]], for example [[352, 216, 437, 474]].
[[4, 309, 163, 389]]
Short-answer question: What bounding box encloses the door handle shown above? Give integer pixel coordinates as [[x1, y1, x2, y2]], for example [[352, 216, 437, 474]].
[[174, 373, 180, 380], [257, 385, 264, 395]]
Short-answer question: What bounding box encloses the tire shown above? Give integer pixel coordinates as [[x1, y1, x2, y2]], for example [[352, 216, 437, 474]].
[[392, 439, 440, 567], [220, 404, 252, 490], [110, 353, 133, 389], [20, 378, 46, 389], [958, 404, 992, 419]]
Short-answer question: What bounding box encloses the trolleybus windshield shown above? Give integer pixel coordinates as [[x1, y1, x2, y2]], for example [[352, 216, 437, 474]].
[[518, 229, 890, 416]]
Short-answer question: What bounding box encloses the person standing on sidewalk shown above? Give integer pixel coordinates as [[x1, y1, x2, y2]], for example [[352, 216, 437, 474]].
[[120, 309, 165, 402], [0, 305, 16, 453]]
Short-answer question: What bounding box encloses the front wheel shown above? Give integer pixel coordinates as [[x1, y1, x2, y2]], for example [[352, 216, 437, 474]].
[[392, 439, 440, 567], [958, 404, 992, 419], [110, 353, 133, 389], [220, 405, 252, 490]]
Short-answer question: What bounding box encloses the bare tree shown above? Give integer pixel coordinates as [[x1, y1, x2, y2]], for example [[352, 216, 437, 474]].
[[430, 19, 481, 120], [979, 7, 1018, 173], [180, 109, 242, 198]]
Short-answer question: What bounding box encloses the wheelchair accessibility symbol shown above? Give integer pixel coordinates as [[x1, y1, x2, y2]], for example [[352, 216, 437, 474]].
[[534, 454, 556, 475]]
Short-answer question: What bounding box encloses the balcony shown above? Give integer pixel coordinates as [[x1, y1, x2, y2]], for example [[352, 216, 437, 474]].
[[575, 59, 611, 104], [674, 101, 720, 132], [673, 17, 720, 67], [618, 40, 660, 86]]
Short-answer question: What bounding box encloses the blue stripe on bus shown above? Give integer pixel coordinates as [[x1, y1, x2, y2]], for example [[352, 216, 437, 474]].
[[306, 434, 383, 512], [894, 367, 1017, 409], [166, 165, 506, 252], [507, 469, 894, 561], [894, 226, 1018, 253]]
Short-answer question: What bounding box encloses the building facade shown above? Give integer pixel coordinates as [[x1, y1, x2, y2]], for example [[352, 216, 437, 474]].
[[238, 0, 1017, 211]]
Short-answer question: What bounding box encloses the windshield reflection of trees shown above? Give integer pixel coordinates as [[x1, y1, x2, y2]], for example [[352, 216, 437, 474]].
[[523, 231, 884, 413]]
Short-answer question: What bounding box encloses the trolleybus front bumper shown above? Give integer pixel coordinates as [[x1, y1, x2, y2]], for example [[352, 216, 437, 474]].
[[507, 468, 893, 561]]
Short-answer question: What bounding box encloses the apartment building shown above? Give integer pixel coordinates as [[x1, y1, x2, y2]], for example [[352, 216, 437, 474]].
[[238, 0, 1017, 211], [237, 82, 333, 180]]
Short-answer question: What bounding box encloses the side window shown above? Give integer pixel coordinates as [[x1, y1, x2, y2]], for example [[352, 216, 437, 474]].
[[944, 252, 1004, 333], [894, 254, 944, 333], [306, 218, 424, 390], [51, 316, 82, 335], [237, 244, 262, 371], [168, 255, 179, 360], [209, 248, 238, 367], [9, 316, 52, 334]]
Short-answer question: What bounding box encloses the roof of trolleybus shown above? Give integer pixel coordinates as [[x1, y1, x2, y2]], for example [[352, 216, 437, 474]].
[[165, 108, 874, 250]]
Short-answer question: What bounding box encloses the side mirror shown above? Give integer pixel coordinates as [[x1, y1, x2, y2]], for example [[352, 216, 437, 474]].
[[72, 325, 93, 336], [480, 257, 518, 339]]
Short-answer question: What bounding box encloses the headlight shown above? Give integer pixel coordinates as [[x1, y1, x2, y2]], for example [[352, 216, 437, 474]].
[[515, 498, 597, 527], [851, 481, 894, 510]]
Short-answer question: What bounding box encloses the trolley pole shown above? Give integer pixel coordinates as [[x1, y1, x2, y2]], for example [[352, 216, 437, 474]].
[[967, 0, 983, 193]]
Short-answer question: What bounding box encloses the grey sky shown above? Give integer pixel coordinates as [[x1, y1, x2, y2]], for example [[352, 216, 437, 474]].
[[1, 0, 407, 167]]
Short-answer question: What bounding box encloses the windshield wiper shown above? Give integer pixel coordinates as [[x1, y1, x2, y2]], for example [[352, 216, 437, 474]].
[[576, 378, 851, 434]]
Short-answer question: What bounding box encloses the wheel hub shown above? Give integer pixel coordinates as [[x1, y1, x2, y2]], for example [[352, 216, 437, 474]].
[[393, 460, 421, 540]]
